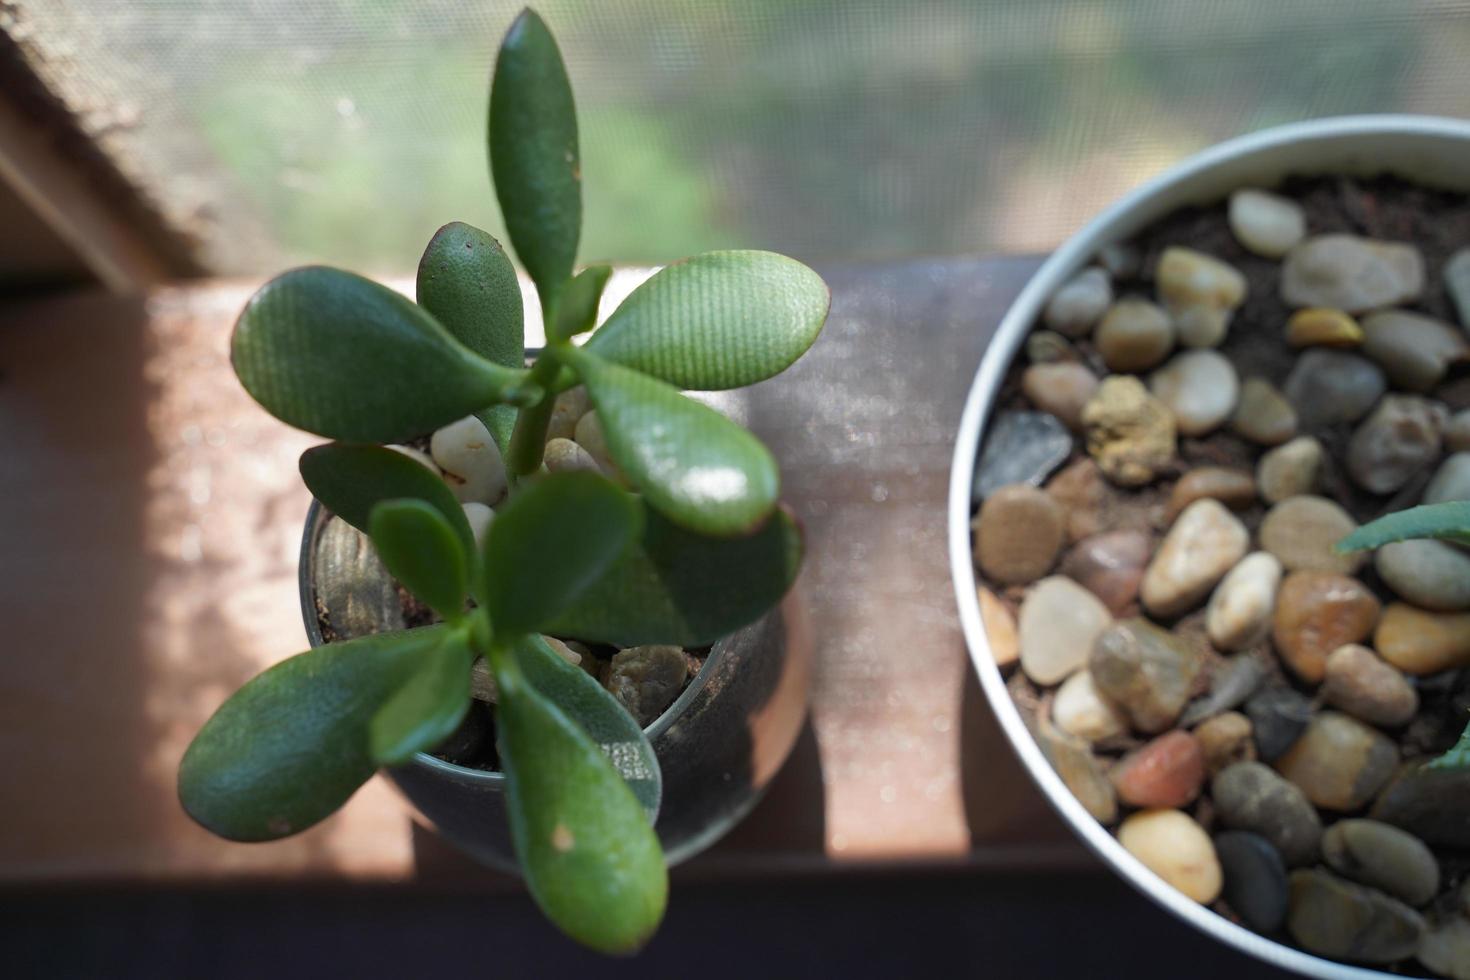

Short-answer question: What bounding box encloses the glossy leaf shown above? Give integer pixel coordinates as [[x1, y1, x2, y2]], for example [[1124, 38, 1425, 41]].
[[179, 625, 449, 841], [493, 648, 667, 953], [479, 471, 641, 634], [369, 630, 475, 767], [546, 501, 803, 647], [516, 634, 661, 815], [561, 345, 779, 536], [489, 8, 580, 300], [368, 499, 470, 622], [232, 266, 533, 443], [417, 222, 526, 452], [584, 251, 829, 390], [1337, 501, 1470, 552], [550, 264, 612, 342], [300, 443, 473, 552]]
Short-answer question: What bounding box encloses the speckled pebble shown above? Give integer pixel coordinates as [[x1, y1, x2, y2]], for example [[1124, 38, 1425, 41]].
[[1081, 376, 1177, 487], [974, 484, 1065, 585], [1212, 761, 1323, 867], [1345, 395, 1445, 495]]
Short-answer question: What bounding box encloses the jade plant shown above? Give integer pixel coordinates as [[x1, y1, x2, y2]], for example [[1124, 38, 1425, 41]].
[[178, 8, 828, 954], [1339, 501, 1470, 770]]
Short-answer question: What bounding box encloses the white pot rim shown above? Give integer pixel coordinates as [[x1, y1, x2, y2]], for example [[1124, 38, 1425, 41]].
[[948, 114, 1470, 980]]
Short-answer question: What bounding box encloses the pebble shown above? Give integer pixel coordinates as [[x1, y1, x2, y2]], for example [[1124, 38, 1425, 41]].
[[1271, 571, 1380, 684], [1043, 267, 1112, 337], [1058, 529, 1152, 614], [978, 587, 1019, 668], [1098, 242, 1142, 279], [1228, 189, 1306, 259], [1377, 538, 1470, 611], [603, 645, 689, 726], [1215, 830, 1290, 933], [1285, 307, 1363, 348], [1275, 711, 1399, 811], [1282, 350, 1386, 431], [973, 484, 1065, 585], [1019, 576, 1114, 685], [1022, 361, 1099, 429], [1286, 869, 1426, 963], [1080, 376, 1177, 487], [1148, 350, 1239, 437], [1111, 731, 1206, 808], [1206, 553, 1282, 652], [1180, 656, 1266, 726], [1045, 457, 1113, 542], [430, 415, 509, 505], [1257, 436, 1322, 505], [1360, 310, 1467, 392], [1447, 411, 1470, 453], [1165, 467, 1255, 524], [1090, 618, 1202, 733], [972, 411, 1073, 505], [1281, 234, 1425, 313], [387, 443, 440, 475], [1346, 395, 1446, 495], [1419, 918, 1470, 980], [1212, 761, 1323, 867], [1037, 721, 1118, 823], [1026, 329, 1076, 364], [1448, 247, 1470, 329], [573, 410, 622, 482], [1374, 603, 1470, 675], [1424, 451, 1470, 504], [545, 385, 591, 441], [1196, 711, 1258, 775], [1371, 763, 1470, 848], [1171, 304, 1232, 350], [1245, 687, 1315, 763], [1117, 809, 1222, 904], [542, 436, 602, 475], [1322, 644, 1419, 728], [1231, 377, 1298, 446], [461, 502, 494, 548], [1094, 299, 1175, 372], [1322, 819, 1440, 906], [1141, 500, 1249, 618], [1053, 668, 1128, 742], [1259, 495, 1364, 576], [1156, 247, 1247, 347]]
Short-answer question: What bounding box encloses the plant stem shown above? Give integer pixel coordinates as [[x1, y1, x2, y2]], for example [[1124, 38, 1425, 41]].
[[507, 351, 562, 479]]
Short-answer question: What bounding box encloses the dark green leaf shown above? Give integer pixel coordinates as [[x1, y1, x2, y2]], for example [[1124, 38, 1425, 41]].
[[232, 266, 533, 443], [1429, 719, 1470, 771], [479, 471, 641, 634], [369, 630, 475, 767], [300, 443, 473, 552], [546, 501, 803, 647], [584, 251, 829, 390], [493, 648, 666, 953], [489, 9, 580, 300], [179, 625, 449, 842], [1337, 501, 1470, 552], [368, 499, 470, 622], [515, 634, 660, 815], [561, 346, 779, 536], [550, 264, 611, 342]]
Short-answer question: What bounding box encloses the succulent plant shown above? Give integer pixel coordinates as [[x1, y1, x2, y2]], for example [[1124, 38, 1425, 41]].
[[178, 7, 828, 953], [1339, 500, 1470, 770]]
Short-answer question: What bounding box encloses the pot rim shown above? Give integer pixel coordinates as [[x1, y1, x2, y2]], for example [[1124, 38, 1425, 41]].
[[298, 498, 728, 788], [948, 114, 1470, 980]]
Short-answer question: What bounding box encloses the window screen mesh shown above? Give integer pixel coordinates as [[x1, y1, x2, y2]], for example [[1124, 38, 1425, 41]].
[[9, 1, 1470, 276]]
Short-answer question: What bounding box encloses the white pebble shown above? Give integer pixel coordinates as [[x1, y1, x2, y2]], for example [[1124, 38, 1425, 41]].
[[1206, 552, 1282, 651], [1118, 809, 1222, 904], [543, 437, 602, 475], [1257, 436, 1323, 504], [1426, 452, 1470, 505], [1446, 248, 1470, 332], [461, 502, 494, 549], [1018, 576, 1113, 685], [1053, 669, 1129, 742], [1148, 350, 1239, 437], [388, 444, 440, 476], [1228, 189, 1306, 259], [431, 415, 508, 506], [1043, 267, 1112, 338]]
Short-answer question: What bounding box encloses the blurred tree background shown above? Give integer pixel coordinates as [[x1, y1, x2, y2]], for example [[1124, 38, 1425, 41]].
[[10, 0, 1470, 275]]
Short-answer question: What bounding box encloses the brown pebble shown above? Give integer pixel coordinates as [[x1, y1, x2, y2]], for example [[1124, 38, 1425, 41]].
[[1058, 529, 1152, 614], [1165, 467, 1256, 523], [1374, 603, 1470, 675], [1275, 712, 1399, 812], [1195, 711, 1257, 775], [1111, 731, 1206, 808], [1272, 572, 1380, 684], [978, 587, 1019, 668], [1321, 644, 1418, 727], [974, 485, 1065, 586], [1022, 362, 1098, 430]]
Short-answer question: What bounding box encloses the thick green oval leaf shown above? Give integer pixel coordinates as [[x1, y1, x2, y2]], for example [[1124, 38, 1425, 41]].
[[1430, 721, 1470, 771], [1337, 501, 1470, 552], [561, 346, 779, 536], [489, 8, 580, 300], [369, 630, 475, 767], [584, 251, 829, 390], [300, 443, 473, 552], [179, 625, 449, 842], [516, 634, 661, 816], [232, 266, 533, 443], [493, 649, 667, 953], [368, 499, 470, 622], [479, 471, 642, 634], [550, 264, 612, 342], [546, 501, 803, 647]]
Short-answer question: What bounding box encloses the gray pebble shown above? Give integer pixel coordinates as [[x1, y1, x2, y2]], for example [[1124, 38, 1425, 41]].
[[1179, 655, 1266, 727], [1322, 819, 1439, 907], [1446, 247, 1470, 331], [1360, 310, 1466, 392], [1244, 686, 1313, 762], [1212, 761, 1323, 867], [1345, 395, 1445, 495], [1370, 763, 1470, 848], [1377, 538, 1470, 611], [1283, 350, 1386, 431], [972, 411, 1073, 505], [1424, 452, 1470, 504], [1215, 830, 1289, 933], [1286, 869, 1426, 963]]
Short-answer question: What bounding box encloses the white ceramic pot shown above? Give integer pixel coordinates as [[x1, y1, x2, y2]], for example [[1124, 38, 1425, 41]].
[[948, 115, 1470, 979]]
